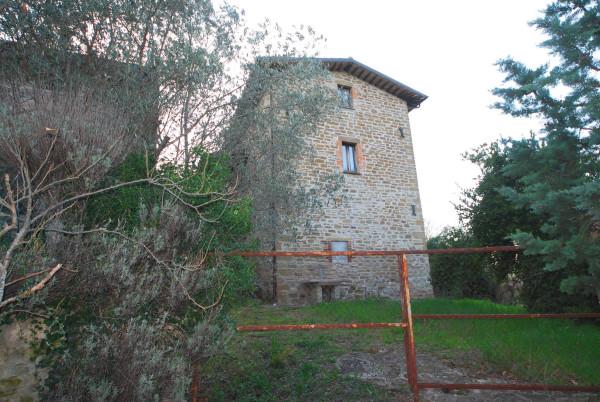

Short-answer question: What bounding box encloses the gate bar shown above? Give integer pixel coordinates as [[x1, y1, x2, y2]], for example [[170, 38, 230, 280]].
[[414, 312, 600, 319], [227, 245, 520, 258], [236, 322, 407, 331], [419, 382, 600, 393]]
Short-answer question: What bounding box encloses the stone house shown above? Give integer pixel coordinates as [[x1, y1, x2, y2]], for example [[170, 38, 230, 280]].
[[240, 58, 434, 305]]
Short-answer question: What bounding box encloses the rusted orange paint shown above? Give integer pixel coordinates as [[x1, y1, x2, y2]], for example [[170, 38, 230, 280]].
[[237, 322, 406, 332]]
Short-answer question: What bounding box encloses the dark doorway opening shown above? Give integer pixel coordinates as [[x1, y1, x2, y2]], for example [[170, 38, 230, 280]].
[[322, 285, 334, 302]]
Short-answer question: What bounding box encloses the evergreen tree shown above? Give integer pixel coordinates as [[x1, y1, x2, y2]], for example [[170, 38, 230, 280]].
[[458, 141, 597, 311], [492, 0, 600, 302]]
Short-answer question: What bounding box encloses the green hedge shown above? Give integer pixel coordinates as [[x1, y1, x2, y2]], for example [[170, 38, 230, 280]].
[[428, 228, 495, 299]]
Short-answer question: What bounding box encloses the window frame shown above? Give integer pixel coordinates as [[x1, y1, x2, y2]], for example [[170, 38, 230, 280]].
[[329, 240, 352, 264], [337, 85, 353, 109], [341, 142, 358, 174]]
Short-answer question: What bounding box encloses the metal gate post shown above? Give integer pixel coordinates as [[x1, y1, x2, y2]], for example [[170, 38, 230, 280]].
[[398, 254, 419, 402]]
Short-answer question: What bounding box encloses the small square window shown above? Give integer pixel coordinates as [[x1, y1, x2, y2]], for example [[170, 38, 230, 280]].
[[331, 241, 349, 264], [337, 85, 352, 109], [342, 142, 358, 173]]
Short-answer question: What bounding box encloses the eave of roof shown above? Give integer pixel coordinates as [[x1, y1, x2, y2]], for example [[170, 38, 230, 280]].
[[318, 57, 427, 111]]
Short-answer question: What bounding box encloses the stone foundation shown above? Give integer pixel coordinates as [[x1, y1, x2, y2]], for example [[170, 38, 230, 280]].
[[259, 254, 431, 306]]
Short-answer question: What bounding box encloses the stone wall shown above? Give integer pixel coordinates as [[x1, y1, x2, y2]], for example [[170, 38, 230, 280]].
[[0, 320, 47, 402], [254, 70, 433, 305]]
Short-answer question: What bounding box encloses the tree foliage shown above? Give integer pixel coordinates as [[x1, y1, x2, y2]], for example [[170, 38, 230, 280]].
[[428, 227, 495, 299], [437, 0, 599, 308], [492, 0, 600, 302], [456, 141, 597, 311], [0, 0, 333, 399], [226, 58, 341, 239], [224, 59, 344, 299]]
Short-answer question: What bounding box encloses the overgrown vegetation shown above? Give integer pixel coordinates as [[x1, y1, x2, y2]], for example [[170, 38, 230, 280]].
[[208, 298, 600, 400], [0, 1, 336, 400], [20, 149, 257, 401], [428, 227, 494, 299], [224, 59, 344, 301], [204, 330, 399, 402], [429, 0, 599, 311]]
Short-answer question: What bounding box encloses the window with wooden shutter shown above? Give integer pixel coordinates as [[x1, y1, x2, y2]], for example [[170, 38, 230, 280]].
[[342, 142, 357, 173]]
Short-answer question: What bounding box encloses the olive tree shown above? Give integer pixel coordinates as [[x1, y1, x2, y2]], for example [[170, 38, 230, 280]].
[[0, 0, 333, 399]]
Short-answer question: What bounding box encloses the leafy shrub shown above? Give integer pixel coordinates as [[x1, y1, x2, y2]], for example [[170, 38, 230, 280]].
[[34, 148, 257, 401], [428, 227, 597, 311], [428, 227, 495, 299], [84, 153, 160, 230]]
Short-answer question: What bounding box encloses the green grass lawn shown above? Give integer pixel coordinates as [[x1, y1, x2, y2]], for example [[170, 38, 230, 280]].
[[202, 298, 600, 401], [298, 298, 600, 385]]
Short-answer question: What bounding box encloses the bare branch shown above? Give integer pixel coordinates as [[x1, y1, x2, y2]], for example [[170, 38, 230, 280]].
[[5, 309, 50, 319], [30, 178, 152, 226], [5, 268, 52, 287], [0, 174, 17, 239], [182, 279, 228, 312], [0, 264, 63, 310]]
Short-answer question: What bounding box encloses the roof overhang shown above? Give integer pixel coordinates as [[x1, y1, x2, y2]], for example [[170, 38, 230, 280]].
[[318, 58, 427, 111]]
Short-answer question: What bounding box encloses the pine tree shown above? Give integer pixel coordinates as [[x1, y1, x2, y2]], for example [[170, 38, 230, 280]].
[[492, 0, 600, 302]]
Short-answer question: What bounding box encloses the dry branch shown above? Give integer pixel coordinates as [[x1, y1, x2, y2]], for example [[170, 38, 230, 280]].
[[0, 264, 63, 310]]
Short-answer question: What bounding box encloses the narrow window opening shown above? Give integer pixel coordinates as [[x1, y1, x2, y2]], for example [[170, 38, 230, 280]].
[[342, 142, 358, 173], [337, 85, 352, 109]]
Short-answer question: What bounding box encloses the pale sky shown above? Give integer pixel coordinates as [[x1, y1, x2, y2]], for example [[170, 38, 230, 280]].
[[230, 0, 551, 233]]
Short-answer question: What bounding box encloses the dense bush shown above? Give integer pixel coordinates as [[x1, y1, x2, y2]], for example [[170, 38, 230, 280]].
[[428, 226, 597, 311], [84, 153, 161, 230], [519, 255, 598, 312], [428, 227, 495, 299], [30, 149, 257, 401]]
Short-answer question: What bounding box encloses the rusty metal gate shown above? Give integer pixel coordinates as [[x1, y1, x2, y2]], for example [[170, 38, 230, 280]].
[[195, 246, 600, 402]]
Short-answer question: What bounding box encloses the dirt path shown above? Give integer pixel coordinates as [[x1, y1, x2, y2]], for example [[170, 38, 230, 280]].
[[335, 347, 600, 401]]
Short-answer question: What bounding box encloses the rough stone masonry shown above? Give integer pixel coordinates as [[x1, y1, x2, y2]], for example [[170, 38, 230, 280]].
[[256, 58, 433, 305]]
